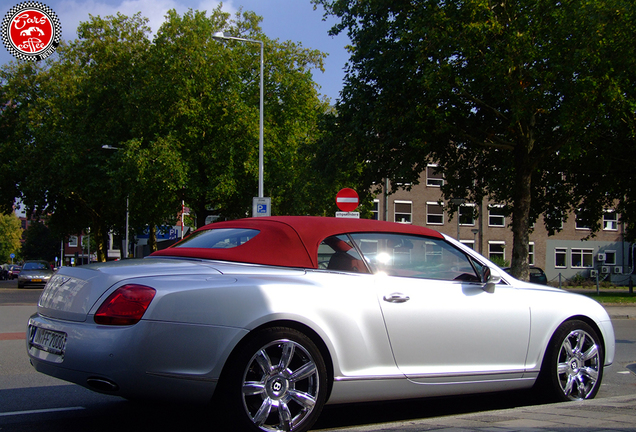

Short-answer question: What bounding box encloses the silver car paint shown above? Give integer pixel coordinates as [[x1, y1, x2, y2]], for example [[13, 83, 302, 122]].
[[28, 238, 615, 405]]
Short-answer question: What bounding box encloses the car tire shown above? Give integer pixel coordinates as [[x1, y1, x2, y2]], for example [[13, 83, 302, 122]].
[[536, 319, 604, 401], [217, 327, 328, 432]]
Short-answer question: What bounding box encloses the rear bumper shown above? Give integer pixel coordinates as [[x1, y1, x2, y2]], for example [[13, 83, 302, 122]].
[[27, 313, 248, 403]]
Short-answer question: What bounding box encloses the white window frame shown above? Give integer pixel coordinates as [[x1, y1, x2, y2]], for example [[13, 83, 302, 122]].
[[426, 164, 444, 187], [371, 199, 380, 220], [426, 202, 444, 225], [68, 235, 78, 247], [488, 241, 505, 261], [460, 240, 476, 250], [394, 201, 412, 224], [571, 248, 594, 268], [603, 210, 618, 231], [528, 242, 535, 266], [575, 211, 591, 230], [488, 205, 506, 227], [555, 247, 567, 268], [604, 250, 617, 265]]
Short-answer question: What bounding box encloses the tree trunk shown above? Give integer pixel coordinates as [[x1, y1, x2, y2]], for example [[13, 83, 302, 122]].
[[510, 137, 533, 281], [148, 225, 157, 253], [93, 222, 108, 262]]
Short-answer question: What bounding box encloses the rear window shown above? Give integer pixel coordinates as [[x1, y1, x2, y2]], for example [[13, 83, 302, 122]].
[[174, 228, 260, 249]]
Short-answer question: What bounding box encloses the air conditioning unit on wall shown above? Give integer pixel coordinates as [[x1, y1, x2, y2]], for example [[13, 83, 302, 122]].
[[590, 270, 598, 277], [597, 253, 606, 262], [601, 266, 610, 274], [614, 266, 623, 274]]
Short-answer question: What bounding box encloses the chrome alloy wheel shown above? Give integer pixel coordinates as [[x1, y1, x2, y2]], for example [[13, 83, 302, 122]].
[[241, 339, 320, 432], [556, 328, 601, 400]]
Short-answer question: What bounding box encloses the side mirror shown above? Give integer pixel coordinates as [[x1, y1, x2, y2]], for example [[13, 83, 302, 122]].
[[481, 265, 502, 293]]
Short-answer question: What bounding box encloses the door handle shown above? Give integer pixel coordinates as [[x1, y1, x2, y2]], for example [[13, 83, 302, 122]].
[[383, 293, 410, 303]]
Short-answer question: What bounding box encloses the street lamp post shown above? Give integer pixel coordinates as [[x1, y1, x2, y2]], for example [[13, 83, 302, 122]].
[[212, 32, 265, 201], [102, 144, 129, 258]]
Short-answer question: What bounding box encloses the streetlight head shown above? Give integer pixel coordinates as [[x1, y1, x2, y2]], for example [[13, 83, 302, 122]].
[[213, 31, 227, 39]]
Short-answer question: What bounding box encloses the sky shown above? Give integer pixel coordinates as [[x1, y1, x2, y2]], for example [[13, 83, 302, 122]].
[[1, 0, 349, 102]]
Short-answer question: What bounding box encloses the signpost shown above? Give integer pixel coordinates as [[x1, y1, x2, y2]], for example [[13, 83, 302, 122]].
[[253, 197, 271, 217], [335, 188, 360, 218]]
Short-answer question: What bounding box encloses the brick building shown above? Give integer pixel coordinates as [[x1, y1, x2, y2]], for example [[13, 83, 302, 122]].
[[371, 166, 633, 285]]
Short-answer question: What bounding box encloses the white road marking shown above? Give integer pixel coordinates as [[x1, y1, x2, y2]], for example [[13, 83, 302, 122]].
[[0, 406, 85, 417]]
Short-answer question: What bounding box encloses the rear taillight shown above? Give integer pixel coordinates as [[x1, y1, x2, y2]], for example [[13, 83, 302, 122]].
[[94, 284, 156, 325]]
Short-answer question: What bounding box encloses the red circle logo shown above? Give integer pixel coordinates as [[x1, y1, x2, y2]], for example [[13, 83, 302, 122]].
[[2, 2, 61, 61]]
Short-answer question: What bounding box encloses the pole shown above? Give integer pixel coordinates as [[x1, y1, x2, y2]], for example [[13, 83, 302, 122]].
[[258, 40, 264, 198], [124, 196, 129, 258]]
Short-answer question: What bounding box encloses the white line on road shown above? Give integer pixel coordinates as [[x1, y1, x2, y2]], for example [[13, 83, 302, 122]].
[[0, 406, 85, 417]]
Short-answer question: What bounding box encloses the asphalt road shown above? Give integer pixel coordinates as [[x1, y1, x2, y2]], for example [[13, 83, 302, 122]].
[[1, 280, 635, 432]]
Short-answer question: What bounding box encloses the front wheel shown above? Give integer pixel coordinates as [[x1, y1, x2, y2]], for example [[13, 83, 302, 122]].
[[218, 327, 328, 432], [536, 320, 604, 401]]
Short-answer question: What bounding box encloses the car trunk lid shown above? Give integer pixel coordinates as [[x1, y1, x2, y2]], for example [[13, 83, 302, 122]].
[[37, 258, 222, 322]]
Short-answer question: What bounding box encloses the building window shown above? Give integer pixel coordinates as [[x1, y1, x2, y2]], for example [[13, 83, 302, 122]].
[[555, 248, 567, 268], [394, 201, 412, 224], [488, 241, 505, 262], [459, 204, 476, 226], [371, 200, 380, 220], [604, 250, 616, 265], [571, 248, 593, 268], [488, 205, 506, 227], [528, 242, 535, 266], [603, 211, 618, 231], [426, 202, 444, 225], [426, 164, 444, 187], [68, 235, 78, 247], [460, 240, 476, 250], [575, 211, 591, 230]]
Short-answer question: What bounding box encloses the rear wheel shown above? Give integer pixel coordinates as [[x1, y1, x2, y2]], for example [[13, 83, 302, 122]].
[[218, 327, 328, 432], [536, 320, 604, 401]]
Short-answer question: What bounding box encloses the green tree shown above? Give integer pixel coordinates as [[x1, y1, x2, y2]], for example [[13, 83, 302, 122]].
[[0, 213, 23, 263], [145, 7, 328, 226], [1, 8, 331, 257], [21, 221, 59, 262], [314, 0, 636, 279]]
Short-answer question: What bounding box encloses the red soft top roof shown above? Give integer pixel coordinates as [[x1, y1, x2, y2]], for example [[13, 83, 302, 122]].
[[150, 216, 444, 268]]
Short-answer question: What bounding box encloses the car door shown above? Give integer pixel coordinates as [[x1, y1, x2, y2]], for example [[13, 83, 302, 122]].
[[350, 233, 531, 382]]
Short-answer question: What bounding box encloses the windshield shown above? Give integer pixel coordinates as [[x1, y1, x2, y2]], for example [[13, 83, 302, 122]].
[[174, 228, 260, 249], [23, 262, 48, 270]]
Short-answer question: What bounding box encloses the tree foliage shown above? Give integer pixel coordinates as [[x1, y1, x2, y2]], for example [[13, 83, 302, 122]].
[[314, 0, 636, 279], [1, 7, 329, 259], [21, 221, 59, 262], [0, 213, 23, 263]]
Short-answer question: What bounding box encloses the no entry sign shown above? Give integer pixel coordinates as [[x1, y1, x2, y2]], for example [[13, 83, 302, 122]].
[[336, 188, 359, 212]]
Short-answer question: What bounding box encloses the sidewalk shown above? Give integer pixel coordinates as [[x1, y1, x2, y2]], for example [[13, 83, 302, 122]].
[[319, 394, 636, 431]]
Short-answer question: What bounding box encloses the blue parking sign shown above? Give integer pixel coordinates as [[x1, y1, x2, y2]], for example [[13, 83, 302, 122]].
[[252, 197, 271, 217]]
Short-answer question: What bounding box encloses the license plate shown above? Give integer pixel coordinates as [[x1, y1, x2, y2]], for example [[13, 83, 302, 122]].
[[32, 279, 42, 283], [30, 327, 67, 355]]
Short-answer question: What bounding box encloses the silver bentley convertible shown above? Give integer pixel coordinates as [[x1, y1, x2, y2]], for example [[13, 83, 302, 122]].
[[27, 216, 615, 432]]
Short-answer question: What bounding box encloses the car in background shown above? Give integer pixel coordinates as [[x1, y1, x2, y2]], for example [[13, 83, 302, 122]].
[[27, 217, 614, 432], [18, 261, 53, 288], [503, 266, 548, 285], [8, 265, 21, 280]]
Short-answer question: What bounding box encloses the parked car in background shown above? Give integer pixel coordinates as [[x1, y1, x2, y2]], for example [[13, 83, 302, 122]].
[[18, 261, 53, 288], [28, 217, 614, 432], [8, 265, 21, 280], [503, 266, 548, 285]]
